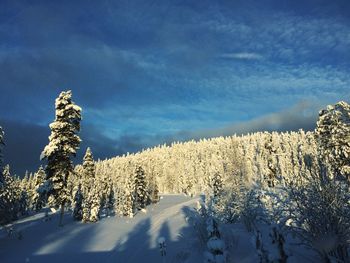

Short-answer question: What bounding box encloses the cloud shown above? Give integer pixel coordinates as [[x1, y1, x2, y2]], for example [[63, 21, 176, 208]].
[[219, 52, 264, 60], [0, 119, 146, 176], [181, 100, 323, 140]]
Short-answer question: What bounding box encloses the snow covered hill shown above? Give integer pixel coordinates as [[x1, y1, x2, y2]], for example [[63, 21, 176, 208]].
[[0, 195, 203, 263]]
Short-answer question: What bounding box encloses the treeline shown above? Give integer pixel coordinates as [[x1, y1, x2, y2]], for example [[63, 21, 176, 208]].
[[94, 129, 318, 196]]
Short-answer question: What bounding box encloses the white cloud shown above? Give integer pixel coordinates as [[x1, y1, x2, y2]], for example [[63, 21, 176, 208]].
[[219, 52, 264, 60]]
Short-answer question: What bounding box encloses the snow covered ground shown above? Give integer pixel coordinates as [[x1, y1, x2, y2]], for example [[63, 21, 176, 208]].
[[0, 195, 203, 263]]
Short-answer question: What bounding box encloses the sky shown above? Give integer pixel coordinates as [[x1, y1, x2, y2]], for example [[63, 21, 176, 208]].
[[1, 0, 350, 175]]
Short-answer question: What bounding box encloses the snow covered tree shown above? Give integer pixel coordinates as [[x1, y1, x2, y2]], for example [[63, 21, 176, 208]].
[[40, 90, 82, 226], [106, 185, 115, 216], [72, 184, 83, 220], [315, 101, 350, 181], [82, 147, 95, 194], [205, 218, 226, 263], [81, 147, 96, 222], [88, 186, 101, 222], [149, 178, 159, 204], [32, 166, 47, 211], [134, 165, 149, 210], [212, 172, 223, 200], [123, 175, 136, 217], [0, 165, 22, 224]]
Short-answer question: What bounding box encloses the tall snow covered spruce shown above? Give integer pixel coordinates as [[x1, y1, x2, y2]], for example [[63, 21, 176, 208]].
[[0, 165, 23, 224], [41, 90, 82, 226], [72, 184, 83, 221], [81, 147, 96, 222], [315, 101, 350, 181], [32, 166, 47, 211], [134, 165, 149, 210]]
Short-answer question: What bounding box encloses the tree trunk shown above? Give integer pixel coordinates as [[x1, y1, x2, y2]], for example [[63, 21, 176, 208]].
[[58, 202, 65, 227]]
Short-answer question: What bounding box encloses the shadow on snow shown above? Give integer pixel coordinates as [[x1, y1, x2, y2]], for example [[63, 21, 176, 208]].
[[0, 198, 202, 263]]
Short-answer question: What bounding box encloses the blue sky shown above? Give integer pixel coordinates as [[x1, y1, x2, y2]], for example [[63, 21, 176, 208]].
[[1, 0, 350, 174]]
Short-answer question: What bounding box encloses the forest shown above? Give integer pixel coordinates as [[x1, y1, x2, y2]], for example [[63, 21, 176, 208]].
[[1, 91, 350, 263]]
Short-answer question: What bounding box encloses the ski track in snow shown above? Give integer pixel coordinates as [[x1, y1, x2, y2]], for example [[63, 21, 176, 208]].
[[0, 195, 202, 263]]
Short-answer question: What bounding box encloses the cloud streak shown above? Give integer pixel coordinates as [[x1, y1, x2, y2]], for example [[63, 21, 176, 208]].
[[178, 100, 322, 140], [219, 53, 264, 60]]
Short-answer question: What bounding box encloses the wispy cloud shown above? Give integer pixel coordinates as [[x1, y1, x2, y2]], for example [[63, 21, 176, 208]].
[[219, 52, 264, 60]]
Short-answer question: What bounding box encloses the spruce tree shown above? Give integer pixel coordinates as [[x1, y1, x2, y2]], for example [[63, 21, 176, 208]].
[[123, 176, 135, 217], [33, 166, 47, 211], [0, 165, 21, 224], [81, 147, 96, 222], [212, 172, 223, 199], [149, 177, 159, 204], [82, 148, 95, 194], [72, 184, 83, 220], [41, 90, 82, 226], [106, 184, 115, 216], [88, 186, 101, 222], [134, 166, 149, 210], [315, 101, 350, 181]]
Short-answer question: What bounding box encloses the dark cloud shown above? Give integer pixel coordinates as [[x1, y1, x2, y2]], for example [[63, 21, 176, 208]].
[[1, 119, 49, 176], [0, 119, 145, 176], [176, 101, 322, 140]]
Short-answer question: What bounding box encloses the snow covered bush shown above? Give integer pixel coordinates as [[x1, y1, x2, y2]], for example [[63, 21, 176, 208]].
[[205, 217, 226, 263], [286, 166, 350, 262]]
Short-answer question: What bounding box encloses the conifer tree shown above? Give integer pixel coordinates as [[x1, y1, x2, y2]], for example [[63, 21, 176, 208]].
[[0, 165, 21, 224], [212, 172, 223, 199], [41, 90, 82, 226], [134, 166, 149, 210], [106, 185, 115, 216], [149, 177, 159, 204], [82, 147, 95, 193], [33, 166, 47, 211], [88, 186, 101, 222], [72, 184, 83, 220], [123, 175, 135, 217], [315, 101, 350, 180], [81, 147, 96, 222]]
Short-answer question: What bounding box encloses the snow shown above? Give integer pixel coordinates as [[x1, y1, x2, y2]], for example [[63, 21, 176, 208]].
[[0, 194, 203, 263]]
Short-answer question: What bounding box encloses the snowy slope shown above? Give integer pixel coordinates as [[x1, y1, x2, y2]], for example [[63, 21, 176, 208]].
[[0, 195, 202, 263]]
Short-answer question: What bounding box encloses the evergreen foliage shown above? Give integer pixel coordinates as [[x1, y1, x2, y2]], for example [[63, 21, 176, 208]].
[[88, 186, 101, 222], [81, 147, 96, 222], [134, 165, 149, 210], [315, 101, 350, 180], [0, 165, 22, 224], [72, 184, 83, 221], [41, 90, 82, 226], [32, 166, 47, 211]]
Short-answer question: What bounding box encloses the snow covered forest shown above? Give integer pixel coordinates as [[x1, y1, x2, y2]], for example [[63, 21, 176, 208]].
[[1, 91, 350, 263]]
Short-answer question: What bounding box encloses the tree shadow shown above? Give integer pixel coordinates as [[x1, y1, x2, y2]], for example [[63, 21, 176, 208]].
[[0, 197, 204, 263]]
